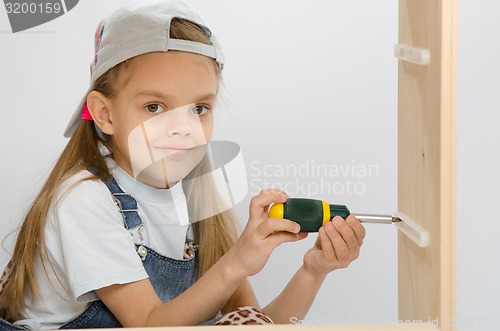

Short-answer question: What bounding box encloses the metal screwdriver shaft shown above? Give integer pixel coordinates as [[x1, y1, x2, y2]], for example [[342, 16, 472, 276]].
[[352, 214, 402, 224]]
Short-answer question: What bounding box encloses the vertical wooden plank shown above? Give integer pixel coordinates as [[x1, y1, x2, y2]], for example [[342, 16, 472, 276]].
[[398, 0, 456, 330]]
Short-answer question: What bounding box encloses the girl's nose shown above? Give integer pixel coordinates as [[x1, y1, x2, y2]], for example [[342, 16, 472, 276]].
[[165, 107, 195, 137]]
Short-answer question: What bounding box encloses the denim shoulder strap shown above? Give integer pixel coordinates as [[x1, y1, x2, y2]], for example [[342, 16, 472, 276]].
[[101, 177, 149, 260], [102, 177, 142, 230]]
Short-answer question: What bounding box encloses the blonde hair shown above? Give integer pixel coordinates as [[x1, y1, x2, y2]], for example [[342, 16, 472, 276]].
[[0, 18, 243, 322]]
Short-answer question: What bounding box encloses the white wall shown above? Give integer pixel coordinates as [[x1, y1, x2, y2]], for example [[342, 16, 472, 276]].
[[2, 1, 496, 329]]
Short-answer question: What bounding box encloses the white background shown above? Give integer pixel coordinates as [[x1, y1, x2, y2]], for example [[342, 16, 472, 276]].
[[0, 1, 498, 329]]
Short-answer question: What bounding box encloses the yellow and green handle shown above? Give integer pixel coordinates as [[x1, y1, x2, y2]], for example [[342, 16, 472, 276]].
[[268, 198, 350, 232]]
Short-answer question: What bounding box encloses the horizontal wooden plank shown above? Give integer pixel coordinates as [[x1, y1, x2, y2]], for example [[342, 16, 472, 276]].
[[57, 323, 438, 331]]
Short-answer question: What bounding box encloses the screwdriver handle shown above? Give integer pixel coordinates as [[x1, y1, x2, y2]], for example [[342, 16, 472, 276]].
[[269, 198, 350, 232], [268, 198, 397, 232]]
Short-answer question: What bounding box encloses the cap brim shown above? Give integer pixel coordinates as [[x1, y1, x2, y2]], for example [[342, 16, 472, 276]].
[[64, 88, 91, 138]]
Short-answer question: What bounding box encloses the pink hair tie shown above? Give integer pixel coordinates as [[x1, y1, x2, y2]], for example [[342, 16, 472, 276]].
[[81, 103, 94, 121]]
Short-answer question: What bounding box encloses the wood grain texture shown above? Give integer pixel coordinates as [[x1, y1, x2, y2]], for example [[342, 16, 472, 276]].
[[397, 0, 456, 330]]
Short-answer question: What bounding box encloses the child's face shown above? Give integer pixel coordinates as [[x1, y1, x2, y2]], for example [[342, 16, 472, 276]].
[[105, 51, 219, 188]]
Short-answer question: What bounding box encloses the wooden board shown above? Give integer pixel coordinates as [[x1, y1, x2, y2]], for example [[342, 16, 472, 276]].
[[397, 0, 456, 330], [74, 324, 438, 331]]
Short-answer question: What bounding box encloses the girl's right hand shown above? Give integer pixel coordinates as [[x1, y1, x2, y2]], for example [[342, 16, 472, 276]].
[[226, 190, 307, 279]]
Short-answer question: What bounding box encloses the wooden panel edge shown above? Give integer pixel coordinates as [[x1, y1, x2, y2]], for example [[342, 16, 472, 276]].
[[439, 0, 457, 330]]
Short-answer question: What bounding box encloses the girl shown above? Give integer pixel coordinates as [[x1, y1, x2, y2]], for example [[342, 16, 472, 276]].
[[0, 0, 365, 329]]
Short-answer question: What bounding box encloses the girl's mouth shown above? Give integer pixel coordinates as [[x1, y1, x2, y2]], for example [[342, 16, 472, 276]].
[[154, 146, 194, 156]]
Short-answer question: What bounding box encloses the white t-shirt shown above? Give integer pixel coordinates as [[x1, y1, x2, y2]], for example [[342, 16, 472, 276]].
[[14, 157, 191, 330]]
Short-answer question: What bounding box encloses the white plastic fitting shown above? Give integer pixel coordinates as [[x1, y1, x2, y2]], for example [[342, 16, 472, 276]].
[[394, 44, 430, 65], [393, 211, 430, 248]]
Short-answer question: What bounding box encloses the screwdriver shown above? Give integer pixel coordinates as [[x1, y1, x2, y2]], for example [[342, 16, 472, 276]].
[[268, 198, 402, 232]]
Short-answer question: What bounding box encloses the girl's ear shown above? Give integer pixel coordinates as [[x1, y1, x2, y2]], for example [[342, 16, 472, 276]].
[[87, 91, 114, 135]]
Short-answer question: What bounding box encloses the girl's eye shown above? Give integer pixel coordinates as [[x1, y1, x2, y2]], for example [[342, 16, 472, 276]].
[[145, 103, 165, 114], [191, 105, 210, 115]]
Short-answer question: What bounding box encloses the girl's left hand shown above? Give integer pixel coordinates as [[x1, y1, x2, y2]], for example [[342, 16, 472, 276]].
[[303, 215, 366, 278]]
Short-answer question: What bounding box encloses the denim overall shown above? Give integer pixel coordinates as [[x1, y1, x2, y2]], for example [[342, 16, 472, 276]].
[[0, 177, 219, 330]]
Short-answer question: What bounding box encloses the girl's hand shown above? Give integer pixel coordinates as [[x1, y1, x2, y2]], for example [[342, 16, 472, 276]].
[[227, 190, 307, 279], [303, 215, 365, 278]]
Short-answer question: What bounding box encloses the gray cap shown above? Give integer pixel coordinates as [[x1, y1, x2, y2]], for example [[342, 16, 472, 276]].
[[63, 0, 224, 138]]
